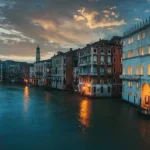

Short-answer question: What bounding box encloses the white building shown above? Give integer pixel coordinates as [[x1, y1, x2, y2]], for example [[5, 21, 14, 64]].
[[121, 18, 150, 109], [51, 49, 77, 90]]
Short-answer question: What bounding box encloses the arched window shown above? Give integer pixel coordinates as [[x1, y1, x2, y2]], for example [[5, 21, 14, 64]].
[[141, 65, 144, 75], [128, 66, 132, 75], [136, 65, 139, 75], [148, 64, 150, 75]]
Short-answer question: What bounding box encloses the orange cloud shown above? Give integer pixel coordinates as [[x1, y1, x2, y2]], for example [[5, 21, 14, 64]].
[[74, 7, 126, 29]]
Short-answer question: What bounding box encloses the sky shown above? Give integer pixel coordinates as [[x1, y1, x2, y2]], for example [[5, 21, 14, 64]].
[[0, 0, 150, 62]]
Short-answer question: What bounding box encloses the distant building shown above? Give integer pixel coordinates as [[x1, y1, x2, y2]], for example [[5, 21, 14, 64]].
[[120, 18, 150, 109], [51, 48, 78, 90], [29, 45, 51, 86], [2, 60, 30, 83], [78, 36, 122, 97]]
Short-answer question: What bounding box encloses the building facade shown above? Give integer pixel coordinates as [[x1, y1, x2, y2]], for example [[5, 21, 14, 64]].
[[78, 37, 122, 97], [121, 19, 150, 109], [30, 59, 51, 86], [51, 49, 77, 90]]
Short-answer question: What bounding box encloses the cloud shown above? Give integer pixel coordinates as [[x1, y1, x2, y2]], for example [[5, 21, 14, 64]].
[[74, 7, 126, 29], [134, 18, 142, 21], [145, 9, 150, 12]]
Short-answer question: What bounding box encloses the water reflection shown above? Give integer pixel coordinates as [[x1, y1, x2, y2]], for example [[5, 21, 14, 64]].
[[139, 120, 150, 144], [79, 99, 92, 128], [24, 86, 29, 112]]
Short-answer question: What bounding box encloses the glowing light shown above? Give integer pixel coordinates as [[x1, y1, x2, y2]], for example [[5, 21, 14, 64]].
[[24, 86, 29, 112], [79, 99, 92, 127]]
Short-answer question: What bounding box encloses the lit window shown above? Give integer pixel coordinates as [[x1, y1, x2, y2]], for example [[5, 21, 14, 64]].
[[137, 34, 140, 40], [123, 68, 125, 75], [136, 65, 139, 75], [122, 81, 125, 86], [123, 41, 126, 46], [142, 32, 145, 39], [128, 50, 133, 58], [136, 48, 140, 56], [123, 53, 126, 59], [148, 64, 150, 75], [136, 82, 139, 88], [128, 38, 133, 44], [148, 45, 150, 54], [136, 94, 138, 98], [128, 82, 132, 87], [128, 92, 132, 96], [141, 65, 144, 75], [142, 47, 145, 55], [128, 66, 132, 75]]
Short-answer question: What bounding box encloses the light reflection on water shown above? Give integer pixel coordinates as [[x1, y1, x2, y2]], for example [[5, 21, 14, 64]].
[[79, 99, 92, 128], [24, 86, 29, 113]]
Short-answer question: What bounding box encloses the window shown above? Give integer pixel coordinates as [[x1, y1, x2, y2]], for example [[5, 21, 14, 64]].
[[123, 41, 126, 46], [123, 68, 125, 75], [100, 67, 104, 74], [100, 79, 104, 84], [64, 70, 65, 74], [142, 47, 145, 55], [113, 78, 116, 83], [136, 65, 139, 75], [114, 49, 116, 54], [123, 53, 126, 59], [136, 82, 139, 88], [128, 37, 133, 44], [107, 67, 111, 73], [136, 94, 138, 98], [108, 49, 111, 54], [128, 92, 132, 96], [101, 87, 103, 93], [148, 64, 150, 75], [113, 67, 116, 73], [128, 82, 132, 87], [108, 87, 110, 93], [141, 65, 144, 75], [128, 66, 132, 75], [113, 57, 116, 63], [142, 32, 145, 39], [107, 79, 111, 84], [64, 59, 66, 63], [93, 87, 96, 93], [101, 49, 104, 53], [148, 45, 150, 54], [108, 56, 111, 63], [122, 81, 125, 86], [137, 34, 140, 40], [101, 56, 104, 62], [136, 48, 140, 56], [128, 50, 133, 58], [113, 87, 116, 92], [94, 49, 97, 53]]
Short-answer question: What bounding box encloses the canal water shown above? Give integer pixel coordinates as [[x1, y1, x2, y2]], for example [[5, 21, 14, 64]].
[[0, 84, 150, 150]]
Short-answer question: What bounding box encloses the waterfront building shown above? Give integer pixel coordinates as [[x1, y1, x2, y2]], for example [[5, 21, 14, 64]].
[[78, 36, 122, 97], [51, 48, 78, 90], [29, 45, 51, 86], [120, 18, 150, 109], [2, 60, 30, 83]]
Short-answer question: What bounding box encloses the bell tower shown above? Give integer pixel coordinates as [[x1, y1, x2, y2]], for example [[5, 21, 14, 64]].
[[36, 44, 40, 62]]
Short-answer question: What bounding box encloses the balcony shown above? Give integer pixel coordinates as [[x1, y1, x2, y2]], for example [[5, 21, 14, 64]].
[[107, 62, 112, 66], [119, 75, 141, 80], [100, 62, 105, 65], [78, 72, 98, 76]]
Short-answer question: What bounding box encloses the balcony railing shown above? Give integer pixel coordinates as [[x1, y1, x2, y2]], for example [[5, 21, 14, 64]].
[[119, 75, 141, 80], [78, 72, 98, 76]]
